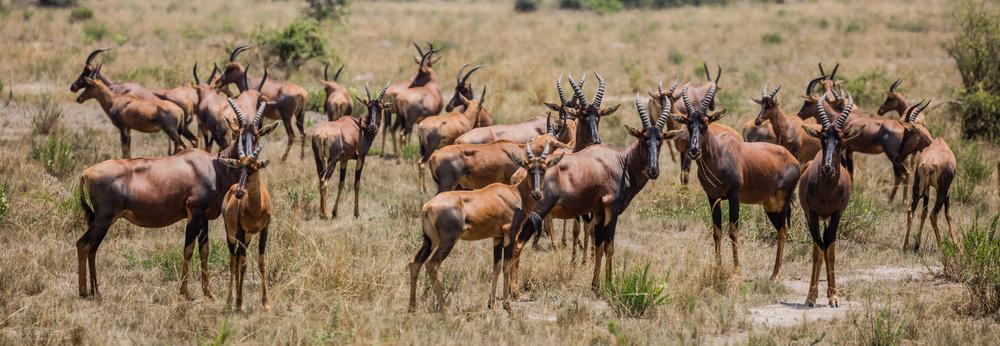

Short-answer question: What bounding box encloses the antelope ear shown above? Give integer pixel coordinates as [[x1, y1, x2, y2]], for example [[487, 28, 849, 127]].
[[843, 124, 866, 142], [546, 152, 565, 167], [707, 108, 728, 122], [669, 113, 690, 125], [259, 122, 280, 137], [217, 158, 241, 168], [600, 104, 621, 116], [506, 150, 527, 168], [257, 159, 270, 169], [624, 124, 642, 138], [801, 125, 822, 139], [544, 103, 563, 112], [661, 129, 684, 140], [751, 97, 762, 105]]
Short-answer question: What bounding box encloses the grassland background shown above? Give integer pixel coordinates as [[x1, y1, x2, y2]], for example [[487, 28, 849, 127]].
[[0, 0, 999, 344]]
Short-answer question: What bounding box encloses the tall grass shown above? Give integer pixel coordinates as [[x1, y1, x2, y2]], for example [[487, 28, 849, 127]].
[[951, 140, 993, 203], [855, 304, 905, 346], [31, 93, 62, 135], [941, 213, 1000, 315], [0, 179, 10, 223], [601, 258, 671, 318]]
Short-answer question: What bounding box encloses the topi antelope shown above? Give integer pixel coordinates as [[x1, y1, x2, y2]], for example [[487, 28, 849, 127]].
[[454, 112, 576, 147], [383, 43, 444, 159], [445, 64, 483, 112], [312, 83, 388, 218], [221, 107, 273, 311], [752, 82, 822, 163], [647, 80, 685, 161], [322, 63, 353, 121], [75, 65, 190, 158], [902, 104, 958, 252], [217, 45, 310, 161], [521, 93, 682, 290], [799, 98, 865, 307], [380, 43, 436, 156], [676, 85, 800, 281], [417, 84, 493, 192], [192, 63, 238, 152], [76, 90, 279, 299], [409, 141, 564, 312], [672, 65, 726, 185]]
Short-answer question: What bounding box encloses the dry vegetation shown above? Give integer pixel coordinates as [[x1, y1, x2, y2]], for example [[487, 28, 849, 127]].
[[0, 0, 999, 344]]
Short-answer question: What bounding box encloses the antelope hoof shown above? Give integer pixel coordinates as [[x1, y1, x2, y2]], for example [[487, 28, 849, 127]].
[[805, 299, 816, 308], [829, 296, 839, 308]]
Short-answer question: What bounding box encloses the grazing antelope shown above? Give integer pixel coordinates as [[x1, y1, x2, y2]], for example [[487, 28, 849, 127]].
[[70, 49, 199, 146], [322, 63, 352, 120], [521, 93, 682, 290], [221, 109, 273, 312], [799, 98, 865, 308], [902, 106, 958, 252], [384, 43, 444, 159], [217, 45, 310, 161], [76, 89, 278, 299], [312, 83, 388, 218], [676, 85, 800, 281], [409, 141, 564, 312], [193, 63, 238, 152], [75, 65, 189, 158], [752, 82, 822, 163], [417, 85, 493, 192]]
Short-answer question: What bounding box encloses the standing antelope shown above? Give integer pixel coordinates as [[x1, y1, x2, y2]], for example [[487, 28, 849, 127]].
[[322, 63, 353, 120], [384, 43, 444, 159], [217, 45, 310, 161], [75, 65, 189, 158], [76, 88, 278, 299], [752, 82, 822, 163], [193, 63, 238, 152], [380, 43, 437, 156], [221, 121, 273, 311], [409, 141, 563, 312], [902, 103, 958, 252], [417, 84, 493, 192], [676, 85, 800, 281], [670, 65, 725, 185], [454, 114, 575, 146], [799, 98, 865, 307], [312, 83, 388, 218], [521, 93, 682, 291]]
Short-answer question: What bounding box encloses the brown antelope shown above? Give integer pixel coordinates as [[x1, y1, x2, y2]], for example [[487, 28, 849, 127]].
[[454, 114, 575, 146], [417, 85, 493, 192], [380, 43, 437, 157], [76, 65, 189, 158], [752, 82, 822, 163], [217, 45, 310, 161], [675, 85, 800, 281], [70, 49, 200, 146], [322, 63, 352, 120], [902, 106, 958, 252], [193, 63, 238, 152], [520, 93, 682, 291], [221, 109, 273, 312], [312, 83, 388, 218], [76, 88, 278, 299], [663, 65, 725, 185], [799, 97, 865, 307], [409, 141, 563, 312], [445, 64, 482, 112], [384, 43, 444, 159]]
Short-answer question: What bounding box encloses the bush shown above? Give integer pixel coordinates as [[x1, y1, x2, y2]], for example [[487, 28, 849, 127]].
[[761, 32, 783, 45], [255, 19, 330, 70], [838, 192, 886, 243], [841, 68, 893, 109], [559, 0, 584, 9], [514, 0, 539, 12], [82, 21, 108, 43], [949, 0, 1000, 140], [68, 7, 92, 23], [37, 0, 77, 7], [31, 93, 62, 135], [855, 305, 905, 346], [29, 130, 83, 177], [585, 0, 624, 13], [304, 0, 349, 22], [941, 213, 1000, 315], [601, 259, 671, 318]]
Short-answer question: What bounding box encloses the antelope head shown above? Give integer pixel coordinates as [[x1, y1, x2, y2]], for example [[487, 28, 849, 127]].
[[752, 81, 783, 126], [216, 45, 252, 91], [218, 97, 278, 199], [507, 140, 564, 201], [648, 79, 681, 106], [803, 96, 865, 177], [818, 62, 840, 99], [877, 78, 905, 116], [322, 62, 346, 91], [625, 93, 684, 179], [446, 64, 483, 112], [75, 64, 106, 103], [674, 84, 727, 160], [551, 72, 620, 145], [796, 74, 829, 120], [71, 48, 111, 92], [413, 42, 443, 76], [898, 99, 932, 160], [192, 62, 221, 99], [354, 81, 391, 152]]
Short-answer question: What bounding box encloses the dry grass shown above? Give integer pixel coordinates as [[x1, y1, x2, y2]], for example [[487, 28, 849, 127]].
[[1, 0, 999, 344]]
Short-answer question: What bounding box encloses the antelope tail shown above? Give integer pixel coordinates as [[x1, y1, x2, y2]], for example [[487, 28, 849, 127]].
[[78, 177, 95, 225]]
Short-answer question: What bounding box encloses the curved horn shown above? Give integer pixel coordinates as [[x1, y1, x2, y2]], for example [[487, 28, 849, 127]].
[[655, 94, 671, 130], [546, 112, 554, 134], [911, 99, 930, 123], [193, 62, 201, 85], [658, 80, 665, 96], [333, 64, 344, 82], [413, 42, 424, 57], [762, 81, 770, 99], [364, 81, 372, 101], [91, 63, 102, 78], [567, 73, 587, 108], [681, 85, 695, 115], [229, 45, 249, 62], [209, 64, 220, 84], [242, 64, 252, 91], [806, 75, 825, 96], [815, 101, 832, 129], [829, 63, 840, 81], [667, 80, 679, 97], [254, 100, 266, 126], [256, 66, 268, 92], [456, 63, 469, 85], [236, 127, 246, 158], [541, 141, 551, 157], [228, 98, 247, 127], [556, 73, 569, 105], [525, 139, 534, 159], [770, 82, 783, 99], [323, 62, 330, 81], [377, 82, 390, 101], [703, 62, 711, 81], [818, 62, 827, 77], [635, 93, 651, 128], [591, 72, 606, 109], [699, 84, 717, 114], [252, 139, 265, 158], [714, 64, 722, 85], [461, 65, 483, 86], [85, 48, 111, 67], [890, 78, 902, 92], [834, 95, 854, 130]]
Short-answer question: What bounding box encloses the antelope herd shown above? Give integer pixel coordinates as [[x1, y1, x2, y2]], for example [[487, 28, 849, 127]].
[[69, 43, 964, 313]]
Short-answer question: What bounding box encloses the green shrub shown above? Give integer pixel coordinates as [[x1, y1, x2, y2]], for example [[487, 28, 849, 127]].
[[559, 0, 584, 9], [855, 305, 905, 346], [304, 0, 349, 22], [38, 0, 77, 7], [958, 87, 1000, 140], [307, 87, 325, 113], [761, 32, 783, 45], [0, 179, 10, 222], [68, 6, 92, 23], [144, 242, 227, 280], [585, 0, 624, 13], [82, 21, 108, 43], [838, 192, 885, 243], [255, 19, 330, 70], [841, 68, 893, 109], [949, 1, 1000, 140], [514, 0, 540, 12], [941, 213, 1000, 315], [952, 140, 994, 203], [31, 93, 62, 135], [29, 130, 82, 177], [601, 259, 671, 318]]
